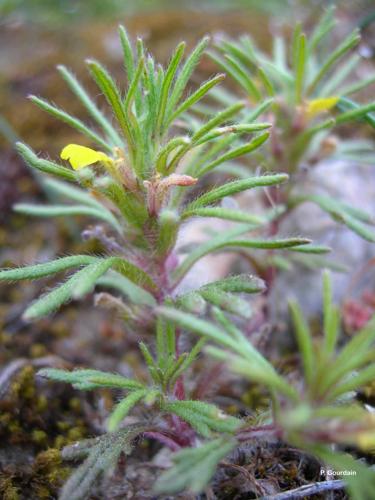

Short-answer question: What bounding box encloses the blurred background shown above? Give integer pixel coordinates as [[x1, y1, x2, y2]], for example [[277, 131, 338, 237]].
[[1, 0, 374, 156]]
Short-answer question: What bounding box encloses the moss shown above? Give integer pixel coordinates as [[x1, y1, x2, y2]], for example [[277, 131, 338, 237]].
[[11, 365, 36, 400], [241, 384, 269, 411], [67, 426, 85, 441], [68, 397, 81, 412], [0, 476, 19, 500], [31, 429, 48, 445], [33, 448, 70, 481], [30, 343, 47, 358], [0, 365, 90, 497]]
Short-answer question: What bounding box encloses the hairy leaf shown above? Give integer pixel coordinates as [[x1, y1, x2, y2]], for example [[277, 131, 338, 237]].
[[155, 437, 237, 494], [16, 142, 76, 181], [38, 368, 144, 391], [108, 389, 149, 431], [186, 173, 288, 209]]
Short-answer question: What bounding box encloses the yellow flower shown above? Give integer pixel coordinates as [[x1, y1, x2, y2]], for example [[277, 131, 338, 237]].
[[305, 96, 339, 120], [60, 144, 110, 170]]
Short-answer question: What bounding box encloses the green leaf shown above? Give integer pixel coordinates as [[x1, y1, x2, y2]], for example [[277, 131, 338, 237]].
[[107, 389, 149, 432], [309, 6, 336, 51], [211, 52, 261, 101], [158, 306, 282, 393], [22, 263, 104, 320], [294, 32, 306, 103], [95, 177, 148, 227], [38, 368, 144, 391], [195, 123, 271, 145], [292, 194, 375, 242], [172, 224, 253, 282], [320, 54, 360, 97], [308, 29, 360, 95], [60, 425, 145, 500], [197, 132, 270, 177], [111, 257, 157, 292], [191, 102, 245, 143], [87, 59, 135, 155], [290, 254, 349, 273], [72, 259, 118, 299], [289, 301, 314, 385], [13, 203, 121, 233], [57, 64, 122, 147], [177, 292, 207, 314], [156, 41, 186, 136], [0, 255, 96, 282], [155, 437, 237, 494], [336, 97, 375, 128], [273, 35, 287, 70], [323, 270, 340, 354], [29, 96, 111, 152], [288, 244, 331, 254], [123, 55, 144, 113], [158, 306, 241, 353], [199, 274, 266, 295], [16, 142, 76, 181], [329, 364, 375, 400], [257, 66, 275, 96], [181, 206, 264, 225], [23, 256, 155, 319], [169, 338, 206, 385], [42, 178, 103, 209], [168, 74, 225, 125], [118, 25, 135, 81], [320, 317, 375, 393], [155, 137, 191, 174], [245, 97, 274, 121], [202, 289, 252, 318], [174, 229, 309, 284], [167, 36, 210, 116], [185, 173, 288, 210], [96, 270, 156, 307], [220, 38, 255, 68], [156, 210, 179, 256], [206, 345, 298, 400], [162, 400, 241, 437], [206, 236, 310, 250], [339, 73, 375, 97]]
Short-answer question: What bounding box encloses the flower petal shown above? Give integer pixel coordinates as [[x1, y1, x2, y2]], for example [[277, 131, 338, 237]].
[[60, 144, 109, 170], [305, 97, 339, 120]]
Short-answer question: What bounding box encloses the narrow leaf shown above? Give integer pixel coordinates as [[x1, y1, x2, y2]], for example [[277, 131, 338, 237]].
[[308, 29, 360, 94], [197, 132, 270, 176], [186, 173, 288, 210], [181, 206, 264, 225], [167, 36, 210, 115], [0, 255, 97, 281], [16, 142, 76, 181], [29, 96, 111, 152], [13, 203, 121, 233], [154, 437, 236, 494], [57, 65, 122, 146], [289, 301, 314, 385], [156, 42, 186, 135], [168, 74, 225, 125], [108, 389, 149, 432], [87, 59, 135, 153], [38, 368, 144, 390]]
